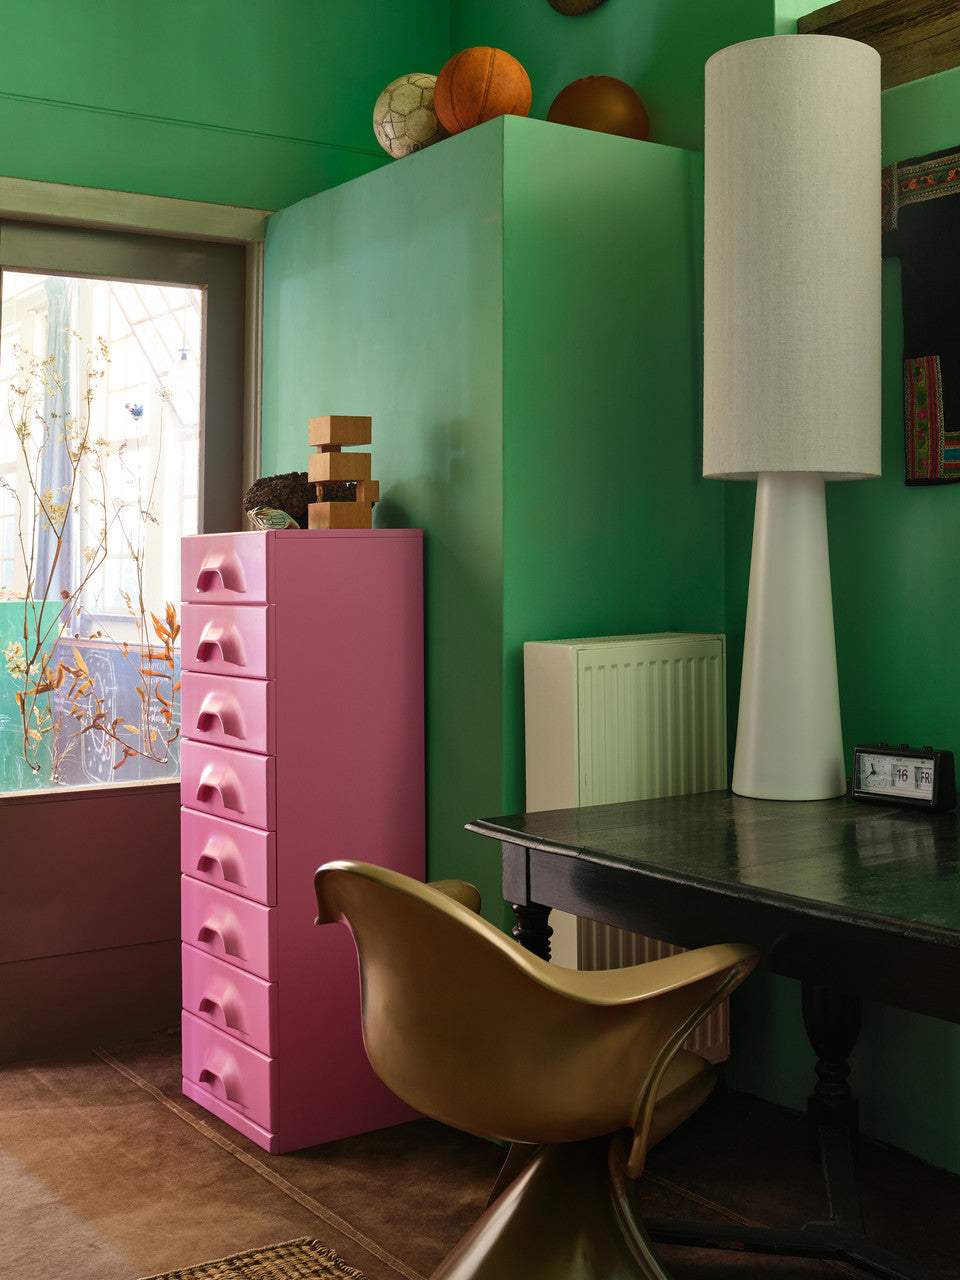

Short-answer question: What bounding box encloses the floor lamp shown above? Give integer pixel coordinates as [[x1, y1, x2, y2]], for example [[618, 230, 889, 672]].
[[703, 35, 882, 801]]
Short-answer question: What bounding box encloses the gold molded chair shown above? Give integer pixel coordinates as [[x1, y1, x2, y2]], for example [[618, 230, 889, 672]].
[[315, 860, 758, 1280]]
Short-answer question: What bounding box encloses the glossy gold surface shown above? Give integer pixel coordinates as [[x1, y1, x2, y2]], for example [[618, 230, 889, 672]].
[[315, 861, 757, 1278]]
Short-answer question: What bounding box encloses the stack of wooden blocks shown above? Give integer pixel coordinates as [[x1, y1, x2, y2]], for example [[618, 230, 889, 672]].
[[307, 415, 379, 529]]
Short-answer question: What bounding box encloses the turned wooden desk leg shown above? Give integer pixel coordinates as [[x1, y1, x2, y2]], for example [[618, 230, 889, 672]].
[[802, 984, 863, 1132], [801, 983, 865, 1232], [510, 902, 553, 961], [501, 841, 554, 961]]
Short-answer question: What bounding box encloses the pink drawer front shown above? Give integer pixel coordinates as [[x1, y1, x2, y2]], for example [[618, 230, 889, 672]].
[[181, 808, 276, 905], [182, 944, 277, 1053], [181, 602, 274, 678], [182, 533, 271, 604], [181, 876, 277, 978], [181, 670, 275, 754], [181, 739, 275, 831], [182, 1011, 276, 1131]]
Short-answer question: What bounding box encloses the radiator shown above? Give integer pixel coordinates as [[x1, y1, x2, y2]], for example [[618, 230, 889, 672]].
[[523, 632, 730, 1062]]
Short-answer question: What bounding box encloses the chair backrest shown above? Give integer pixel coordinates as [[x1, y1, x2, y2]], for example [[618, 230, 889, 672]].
[[316, 860, 757, 1159]]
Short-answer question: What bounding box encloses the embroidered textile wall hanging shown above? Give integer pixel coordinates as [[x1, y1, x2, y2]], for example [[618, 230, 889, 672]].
[[882, 144, 960, 485]]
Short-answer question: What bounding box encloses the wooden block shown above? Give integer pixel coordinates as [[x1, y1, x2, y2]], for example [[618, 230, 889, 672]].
[[308, 501, 374, 530], [307, 451, 372, 483], [308, 415, 372, 447], [356, 479, 380, 504]]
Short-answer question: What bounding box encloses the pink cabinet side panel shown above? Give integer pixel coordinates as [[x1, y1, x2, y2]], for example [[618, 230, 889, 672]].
[[273, 531, 425, 886]]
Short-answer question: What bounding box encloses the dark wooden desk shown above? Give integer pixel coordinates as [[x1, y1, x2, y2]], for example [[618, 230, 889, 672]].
[[466, 790, 960, 1280], [467, 789, 960, 1022]]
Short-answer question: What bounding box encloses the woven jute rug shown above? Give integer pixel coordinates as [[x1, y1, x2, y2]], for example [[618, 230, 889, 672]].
[[139, 1236, 366, 1280]]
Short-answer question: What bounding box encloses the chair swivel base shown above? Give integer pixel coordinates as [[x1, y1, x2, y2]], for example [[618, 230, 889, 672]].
[[430, 1133, 673, 1280]]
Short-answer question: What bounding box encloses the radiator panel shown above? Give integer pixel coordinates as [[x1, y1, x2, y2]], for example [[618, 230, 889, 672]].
[[523, 632, 729, 1062]]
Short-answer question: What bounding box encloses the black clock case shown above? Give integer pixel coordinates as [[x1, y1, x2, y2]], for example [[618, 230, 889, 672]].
[[852, 743, 957, 811]]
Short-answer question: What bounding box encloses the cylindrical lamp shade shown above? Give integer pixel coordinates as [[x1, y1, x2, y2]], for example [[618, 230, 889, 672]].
[[703, 36, 881, 480]]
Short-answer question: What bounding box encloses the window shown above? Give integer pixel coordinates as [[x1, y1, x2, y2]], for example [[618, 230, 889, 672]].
[[0, 217, 250, 793]]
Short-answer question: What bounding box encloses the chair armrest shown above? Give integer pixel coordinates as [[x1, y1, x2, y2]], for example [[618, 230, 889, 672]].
[[429, 879, 482, 914], [555, 942, 759, 1007]]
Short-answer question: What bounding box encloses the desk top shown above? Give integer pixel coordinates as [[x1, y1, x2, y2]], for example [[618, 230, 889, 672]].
[[467, 791, 960, 1020]]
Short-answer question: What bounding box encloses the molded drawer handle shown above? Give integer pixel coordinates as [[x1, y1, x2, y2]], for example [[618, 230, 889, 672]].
[[196, 691, 247, 740], [195, 552, 247, 595], [196, 838, 243, 886], [198, 1065, 243, 1105], [196, 765, 244, 814], [195, 621, 246, 668], [198, 993, 244, 1032], [197, 921, 245, 960]]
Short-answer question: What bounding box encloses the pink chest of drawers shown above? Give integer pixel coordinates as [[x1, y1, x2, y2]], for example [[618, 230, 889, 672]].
[[179, 529, 424, 1153]]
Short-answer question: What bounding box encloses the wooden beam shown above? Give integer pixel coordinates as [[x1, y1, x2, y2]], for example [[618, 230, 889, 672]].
[[798, 0, 960, 90]]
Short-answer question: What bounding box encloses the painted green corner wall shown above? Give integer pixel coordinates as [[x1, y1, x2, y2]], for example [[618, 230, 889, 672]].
[[260, 121, 506, 911], [0, 0, 449, 209], [835, 65, 960, 1178], [261, 116, 714, 920], [499, 117, 721, 808], [451, 0, 774, 153], [723, 66, 960, 1175], [0, 0, 774, 211], [9, 0, 957, 1175]]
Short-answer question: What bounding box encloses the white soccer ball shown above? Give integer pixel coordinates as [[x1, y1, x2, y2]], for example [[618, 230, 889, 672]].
[[373, 73, 447, 159]]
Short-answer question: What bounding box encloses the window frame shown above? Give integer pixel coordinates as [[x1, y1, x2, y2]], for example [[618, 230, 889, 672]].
[[0, 176, 267, 798], [0, 175, 268, 506]]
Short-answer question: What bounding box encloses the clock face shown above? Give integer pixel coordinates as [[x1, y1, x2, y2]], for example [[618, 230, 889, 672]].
[[856, 751, 935, 801]]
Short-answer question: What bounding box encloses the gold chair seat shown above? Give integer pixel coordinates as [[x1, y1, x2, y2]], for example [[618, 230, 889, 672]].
[[315, 860, 758, 1279]]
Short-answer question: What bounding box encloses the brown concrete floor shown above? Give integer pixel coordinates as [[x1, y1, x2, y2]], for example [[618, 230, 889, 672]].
[[0, 1031, 956, 1279]]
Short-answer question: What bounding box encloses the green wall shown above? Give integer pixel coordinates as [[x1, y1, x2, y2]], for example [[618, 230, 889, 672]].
[[0, 0, 449, 209], [261, 120, 507, 911], [498, 118, 721, 809], [6, 0, 958, 1177], [723, 67, 960, 1175], [0, 0, 776, 212], [837, 65, 960, 1178], [450, 0, 773, 153], [261, 115, 715, 917]]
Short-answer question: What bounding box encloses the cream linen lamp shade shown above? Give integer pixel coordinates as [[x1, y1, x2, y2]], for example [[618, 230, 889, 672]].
[[703, 35, 881, 800]]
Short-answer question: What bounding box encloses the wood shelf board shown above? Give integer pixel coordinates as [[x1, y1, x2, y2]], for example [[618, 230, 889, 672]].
[[798, 0, 960, 89]]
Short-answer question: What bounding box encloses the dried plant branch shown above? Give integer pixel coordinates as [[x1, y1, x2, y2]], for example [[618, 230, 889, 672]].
[[2, 337, 180, 781]]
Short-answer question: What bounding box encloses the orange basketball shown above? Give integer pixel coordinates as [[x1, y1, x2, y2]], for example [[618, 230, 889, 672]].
[[434, 47, 532, 135], [547, 76, 650, 141]]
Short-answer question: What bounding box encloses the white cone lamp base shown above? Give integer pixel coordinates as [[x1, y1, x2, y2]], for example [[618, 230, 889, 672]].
[[732, 472, 846, 801]]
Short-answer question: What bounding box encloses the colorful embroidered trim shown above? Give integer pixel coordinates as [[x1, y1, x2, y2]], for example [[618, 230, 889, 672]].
[[882, 149, 960, 232], [903, 354, 960, 483]]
